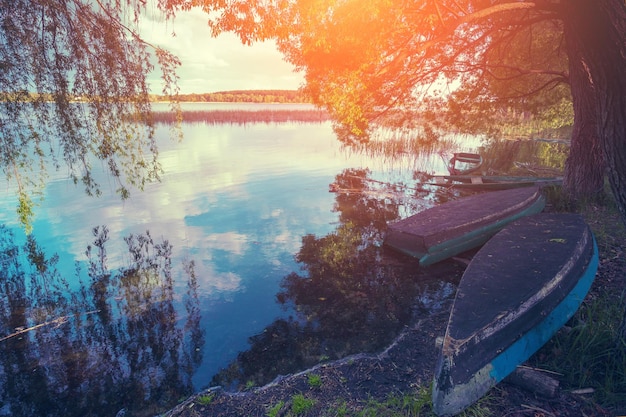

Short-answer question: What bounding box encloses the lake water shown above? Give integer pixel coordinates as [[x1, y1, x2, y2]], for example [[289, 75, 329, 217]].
[[0, 104, 477, 416]]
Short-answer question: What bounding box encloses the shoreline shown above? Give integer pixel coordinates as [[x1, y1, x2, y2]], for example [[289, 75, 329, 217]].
[[165, 308, 451, 417], [163, 197, 626, 417]]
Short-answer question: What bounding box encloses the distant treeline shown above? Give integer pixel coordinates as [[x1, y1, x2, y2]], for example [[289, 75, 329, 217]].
[[151, 109, 330, 125], [0, 89, 310, 104], [151, 90, 311, 103]]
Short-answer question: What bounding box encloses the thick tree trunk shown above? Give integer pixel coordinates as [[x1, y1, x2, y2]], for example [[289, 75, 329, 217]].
[[563, 0, 626, 223], [561, 0, 626, 370], [588, 1, 626, 224], [562, 34, 605, 199]]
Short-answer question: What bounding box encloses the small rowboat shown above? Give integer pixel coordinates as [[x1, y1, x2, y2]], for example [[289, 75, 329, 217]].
[[432, 213, 599, 416], [384, 186, 545, 266], [428, 175, 563, 191], [447, 153, 483, 175]]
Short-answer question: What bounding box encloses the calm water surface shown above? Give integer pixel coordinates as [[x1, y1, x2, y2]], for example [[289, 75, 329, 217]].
[[0, 104, 475, 416]]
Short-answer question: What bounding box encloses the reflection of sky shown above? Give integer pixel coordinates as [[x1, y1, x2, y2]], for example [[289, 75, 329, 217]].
[[0, 115, 363, 388], [0, 109, 478, 389]]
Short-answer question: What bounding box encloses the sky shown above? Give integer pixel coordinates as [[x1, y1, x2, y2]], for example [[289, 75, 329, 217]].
[[140, 8, 305, 94]]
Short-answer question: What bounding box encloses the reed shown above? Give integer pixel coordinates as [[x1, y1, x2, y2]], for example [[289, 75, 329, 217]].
[[150, 109, 330, 125], [353, 127, 459, 160]]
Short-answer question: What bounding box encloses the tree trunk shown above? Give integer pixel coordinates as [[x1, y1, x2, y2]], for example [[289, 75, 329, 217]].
[[588, 1, 626, 224], [565, 0, 626, 357], [562, 6, 605, 200], [563, 0, 626, 224]]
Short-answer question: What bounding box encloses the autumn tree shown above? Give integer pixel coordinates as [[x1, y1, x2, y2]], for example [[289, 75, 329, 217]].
[[4, 1, 625, 225], [178, 0, 626, 223], [0, 0, 179, 231]]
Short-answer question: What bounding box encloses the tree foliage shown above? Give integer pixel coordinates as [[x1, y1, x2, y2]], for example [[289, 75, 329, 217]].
[[441, 19, 573, 136], [4, 0, 625, 224], [0, 0, 180, 231], [185, 0, 573, 139], [175, 0, 626, 222]]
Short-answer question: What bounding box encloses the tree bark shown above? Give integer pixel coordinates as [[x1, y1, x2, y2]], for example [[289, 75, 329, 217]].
[[563, 0, 626, 223], [562, 0, 626, 373], [562, 5, 605, 199]]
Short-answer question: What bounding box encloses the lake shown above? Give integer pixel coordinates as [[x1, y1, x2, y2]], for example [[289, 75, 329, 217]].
[[0, 103, 478, 416]]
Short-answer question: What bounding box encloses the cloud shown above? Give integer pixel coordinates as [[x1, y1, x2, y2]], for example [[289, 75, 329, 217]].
[[140, 8, 304, 93]]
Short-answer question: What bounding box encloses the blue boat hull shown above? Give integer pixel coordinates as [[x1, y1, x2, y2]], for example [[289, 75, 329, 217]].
[[432, 214, 599, 416]]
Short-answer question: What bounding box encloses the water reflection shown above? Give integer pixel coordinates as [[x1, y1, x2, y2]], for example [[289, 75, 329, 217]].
[[211, 169, 463, 390], [208, 137, 567, 391], [0, 226, 203, 417], [0, 108, 566, 414]]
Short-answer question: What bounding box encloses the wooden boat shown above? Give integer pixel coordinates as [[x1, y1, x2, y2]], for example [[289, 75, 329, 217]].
[[384, 186, 545, 266], [432, 213, 599, 416], [447, 153, 483, 175], [429, 175, 562, 191], [443, 175, 562, 184]]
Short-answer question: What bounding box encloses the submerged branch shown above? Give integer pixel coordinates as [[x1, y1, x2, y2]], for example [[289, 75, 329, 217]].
[[0, 310, 100, 342]]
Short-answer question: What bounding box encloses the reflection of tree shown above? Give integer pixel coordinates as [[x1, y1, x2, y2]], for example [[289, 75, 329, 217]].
[[332, 168, 403, 230], [332, 168, 427, 229], [0, 226, 204, 417], [212, 169, 445, 390], [281, 222, 417, 343]]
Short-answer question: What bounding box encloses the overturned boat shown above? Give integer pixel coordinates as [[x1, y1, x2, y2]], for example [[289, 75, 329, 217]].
[[384, 186, 545, 266], [432, 213, 599, 416]]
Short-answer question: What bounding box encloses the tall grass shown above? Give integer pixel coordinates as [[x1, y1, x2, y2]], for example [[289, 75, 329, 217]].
[[351, 127, 461, 161], [539, 184, 626, 412], [532, 291, 626, 408], [478, 138, 568, 176], [151, 109, 330, 125]]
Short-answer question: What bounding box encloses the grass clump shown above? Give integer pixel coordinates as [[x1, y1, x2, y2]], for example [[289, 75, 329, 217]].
[[307, 373, 322, 389], [327, 400, 349, 417], [290, 394, 316, 415], [195, 393, 215, 406], [379, 386, 433, 416], [321, 386, 492, 417], [356, 392, 431, 416], [266, 400, 285, 417]]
